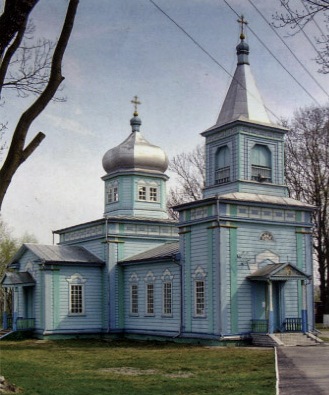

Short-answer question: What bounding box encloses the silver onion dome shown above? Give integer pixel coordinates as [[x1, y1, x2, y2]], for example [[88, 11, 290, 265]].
[[102, 112, 169, 175]]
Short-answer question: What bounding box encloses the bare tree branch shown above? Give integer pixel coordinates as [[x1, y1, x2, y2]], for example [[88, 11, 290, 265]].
[[0, 20, 27, 98], [273, 0, 329, 73], [167, 144, 205, 219], [0, 0, 39, 58], [0, 0, 80, 210]]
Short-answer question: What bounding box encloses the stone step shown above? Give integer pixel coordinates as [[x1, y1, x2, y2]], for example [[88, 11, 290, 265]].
[[273, 333, 322, 347], [251, 332, 324, 347]]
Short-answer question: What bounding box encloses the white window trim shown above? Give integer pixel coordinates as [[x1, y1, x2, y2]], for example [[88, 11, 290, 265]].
[[145, 283, 155, 316], [136, 180, 160, 202], [106, 181, 119, 204], [192, 266, 206, 318], [144, 271, 156, 316], [129, 273, 139, 316], [130, 283, 139, 316], [66, 273, 86, 316], [162, 281, 173, 317], [69, 284, 85, 315], [138, 185, 147, 201], [194, 280, 206, 317]]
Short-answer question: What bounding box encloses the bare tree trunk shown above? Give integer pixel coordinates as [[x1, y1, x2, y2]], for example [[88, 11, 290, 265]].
[[285, 105, 329, 314], [0, 0, 79, 211]]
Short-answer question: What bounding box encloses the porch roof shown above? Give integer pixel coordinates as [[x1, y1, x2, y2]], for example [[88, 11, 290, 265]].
[[1, 271, 36, 287], [247, 262, 310, 281]]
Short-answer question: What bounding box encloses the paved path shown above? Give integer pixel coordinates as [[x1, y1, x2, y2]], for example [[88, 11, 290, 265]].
[[277, 345, 329, 395]]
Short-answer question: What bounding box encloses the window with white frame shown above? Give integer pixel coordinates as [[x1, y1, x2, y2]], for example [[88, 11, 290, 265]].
[[215, 145, 231, 184], [130, 284, 139, 315], [144, 271, 156, 315], [149, 187, 158, 202], [129, 273, 139, 315], [137, 181, 159, 202], [138, 186, 147, 200], [70, 285, 83, 314], [146, 283, 154, 315], [163, 282, 172, 316], [161, 269, 174, 316], [66, 273, 86, 315], [107, 181, 119, 203], [251, 144, 272, 182], [193, 266, 206, 317]]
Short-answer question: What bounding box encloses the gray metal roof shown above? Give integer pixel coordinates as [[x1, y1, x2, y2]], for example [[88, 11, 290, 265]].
[[120, 242, 179, 264], [218, 192, 315, 209], [174, 192, 314, 211], [209, 36, 280, 129], [215, 63, 272, 127], [1, 272, 36, 286], [248, 263, 309, 281], [102, 114, 168, 175], [9, 244, 104, 266]]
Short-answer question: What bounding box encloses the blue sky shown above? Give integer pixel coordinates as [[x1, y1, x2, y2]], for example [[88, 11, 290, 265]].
[[1, 0, 328, 243]]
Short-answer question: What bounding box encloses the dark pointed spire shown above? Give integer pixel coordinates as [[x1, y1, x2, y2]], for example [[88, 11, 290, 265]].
[[213, 16, 271, 126]]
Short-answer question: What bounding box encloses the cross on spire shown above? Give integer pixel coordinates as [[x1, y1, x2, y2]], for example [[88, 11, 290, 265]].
[[237, 15, 248, 39], [131, 95, 141, 116]]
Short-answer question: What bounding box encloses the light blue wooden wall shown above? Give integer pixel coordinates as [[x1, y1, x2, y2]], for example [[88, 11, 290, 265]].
[[178, 198, 313, 337], [104, 174, 168, 219], [123, 263, 181, 335], [47, 266, 104, 334]]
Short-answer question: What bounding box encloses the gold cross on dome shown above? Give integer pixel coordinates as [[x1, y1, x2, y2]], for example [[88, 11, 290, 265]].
[[131, 95, 141, 116], [237, 15, 248, 39]]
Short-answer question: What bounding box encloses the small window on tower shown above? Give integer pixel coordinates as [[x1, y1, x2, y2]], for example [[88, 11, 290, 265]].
[[107, 186, 119, 203], [138, 186, 147, 200], [251, 144, 272, 182], [215, 145, 231, 184], [149, 187, 158, 201]]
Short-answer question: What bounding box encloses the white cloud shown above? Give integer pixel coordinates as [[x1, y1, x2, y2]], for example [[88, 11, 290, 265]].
[[44, 112, 94, 136]]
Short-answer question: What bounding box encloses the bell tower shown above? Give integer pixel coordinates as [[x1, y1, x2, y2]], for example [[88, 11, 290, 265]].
[[202, 19, 288, 199]]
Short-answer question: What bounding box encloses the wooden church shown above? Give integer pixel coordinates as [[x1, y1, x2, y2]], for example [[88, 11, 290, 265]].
[[1, 28, 315, 343]]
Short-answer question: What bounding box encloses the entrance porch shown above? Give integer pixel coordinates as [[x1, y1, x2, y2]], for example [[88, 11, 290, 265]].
[[248, 263, 311, 334], [1, 272, 36, 334]]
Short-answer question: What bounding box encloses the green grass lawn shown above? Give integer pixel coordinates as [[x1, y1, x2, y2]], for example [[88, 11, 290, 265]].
[[0, 339, 275, 395]]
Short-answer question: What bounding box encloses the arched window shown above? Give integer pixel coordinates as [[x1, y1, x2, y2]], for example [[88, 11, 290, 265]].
[[251, 144, 272, 182], [215, 145, 230, 184]]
